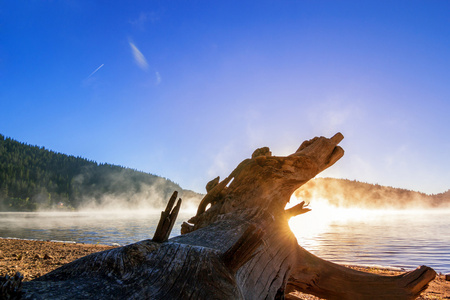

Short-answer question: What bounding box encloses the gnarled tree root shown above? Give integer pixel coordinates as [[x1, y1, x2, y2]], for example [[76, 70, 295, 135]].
[[287, 247, 436, 300], [17, 133, 436, 299]]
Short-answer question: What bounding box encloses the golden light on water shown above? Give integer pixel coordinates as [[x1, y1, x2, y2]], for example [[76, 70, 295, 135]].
[[286, 194, 432, 246]]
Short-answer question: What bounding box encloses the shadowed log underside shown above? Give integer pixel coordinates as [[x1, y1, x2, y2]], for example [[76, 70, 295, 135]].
[[20, 133, 436, 299]]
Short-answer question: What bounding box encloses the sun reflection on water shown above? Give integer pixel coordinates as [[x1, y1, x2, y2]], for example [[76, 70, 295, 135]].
[[286, 194, 439, 248], [286, 194, 450, 273]]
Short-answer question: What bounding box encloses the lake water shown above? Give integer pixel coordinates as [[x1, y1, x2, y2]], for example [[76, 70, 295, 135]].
[[1, 205, 449, 274], [288, 201, 450, 274]]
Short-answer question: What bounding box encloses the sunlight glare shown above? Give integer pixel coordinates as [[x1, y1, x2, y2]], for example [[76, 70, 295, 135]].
[[286, 194, 437, 247]]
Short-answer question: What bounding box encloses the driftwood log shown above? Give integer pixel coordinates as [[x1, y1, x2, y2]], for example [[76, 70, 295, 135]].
[[20, 133, 436, 299]]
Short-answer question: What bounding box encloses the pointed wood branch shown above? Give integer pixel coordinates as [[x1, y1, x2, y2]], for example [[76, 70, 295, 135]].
[[152, 191, 182, 243], [285, 201, 311, 218]]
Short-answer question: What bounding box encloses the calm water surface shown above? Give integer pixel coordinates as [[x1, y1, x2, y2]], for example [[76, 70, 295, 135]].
[[0, 210, 186, 246], [1, 206, 449, 273]]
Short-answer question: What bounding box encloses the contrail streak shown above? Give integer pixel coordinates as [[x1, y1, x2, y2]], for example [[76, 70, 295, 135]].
[[88, 64, 104, 78]]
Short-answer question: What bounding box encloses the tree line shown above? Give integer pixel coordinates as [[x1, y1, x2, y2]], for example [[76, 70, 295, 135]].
[[0, 134, 197, 211], [295, 177, 450, 209]]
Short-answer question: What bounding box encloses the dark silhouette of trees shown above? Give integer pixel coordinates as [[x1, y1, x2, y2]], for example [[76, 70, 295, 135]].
[[0, 134, 198, 211]]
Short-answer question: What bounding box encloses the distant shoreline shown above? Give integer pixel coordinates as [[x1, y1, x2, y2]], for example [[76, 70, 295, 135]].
[[0, 238, 448, 298]]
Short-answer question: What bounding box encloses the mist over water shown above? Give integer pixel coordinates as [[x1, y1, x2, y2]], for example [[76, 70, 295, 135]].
[[64, 172, 204, 213], [295, 178, 450, 209], [288, 197, 450, 273], [71, 193, 201, 213], [1, 195, 449, 274], [0, 210, 196, 246]]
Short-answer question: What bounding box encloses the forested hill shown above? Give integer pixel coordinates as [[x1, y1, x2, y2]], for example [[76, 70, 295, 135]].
[[0, 134, 201, 211], [295, 177, 450, 209], [3, 133, 448, 212]]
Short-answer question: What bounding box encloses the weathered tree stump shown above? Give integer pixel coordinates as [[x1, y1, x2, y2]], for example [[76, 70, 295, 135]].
[[20, 133, 436, 299]]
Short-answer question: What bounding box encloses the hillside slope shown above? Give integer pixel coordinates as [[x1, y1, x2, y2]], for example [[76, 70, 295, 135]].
[[295, 177, 450, 209], [0, 134, 201, 211]]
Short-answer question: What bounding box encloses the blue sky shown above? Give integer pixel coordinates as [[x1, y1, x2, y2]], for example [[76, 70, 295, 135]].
[[1, 1, 449, 194]]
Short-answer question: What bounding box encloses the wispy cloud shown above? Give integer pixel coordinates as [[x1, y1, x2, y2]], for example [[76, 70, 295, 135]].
[[129, 42, 148, 70], [207, 143, 236, 179], [129, 11, 159, 29], [155, 71, 161, 85], [87, 64, 104, 78]]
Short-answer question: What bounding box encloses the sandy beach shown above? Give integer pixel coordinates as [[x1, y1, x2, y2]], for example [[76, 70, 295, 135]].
[[1, 238, 448, 299]]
